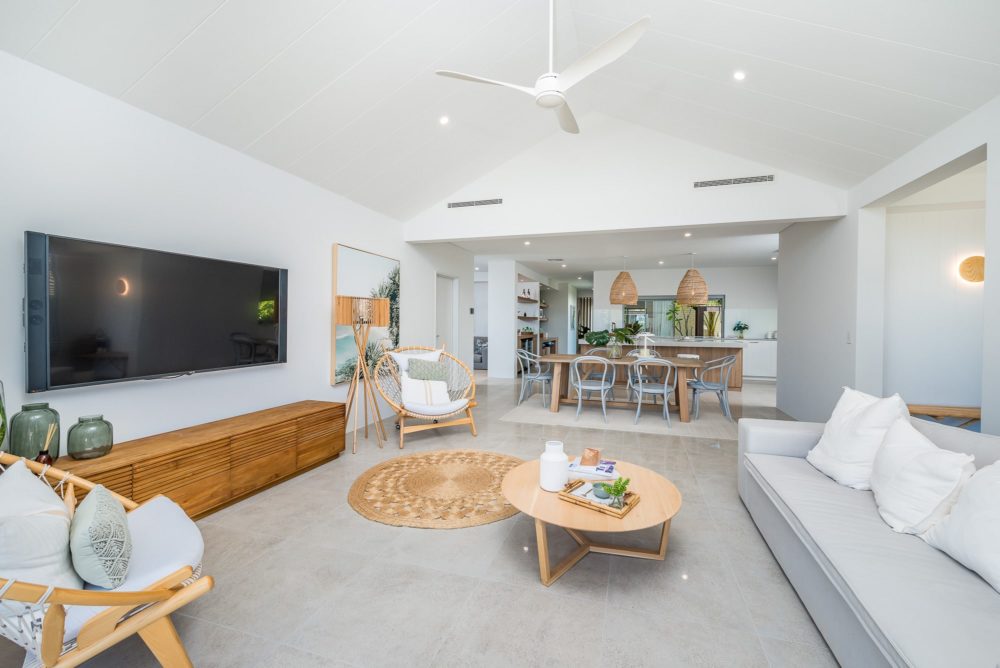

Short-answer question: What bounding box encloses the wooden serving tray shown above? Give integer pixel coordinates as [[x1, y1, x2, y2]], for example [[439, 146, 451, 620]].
[[558, 479, 640, 519]]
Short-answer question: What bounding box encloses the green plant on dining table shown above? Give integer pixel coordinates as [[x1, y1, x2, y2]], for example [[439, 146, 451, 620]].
[[610, 321, 642, 344], [584, 329, 610, 346]]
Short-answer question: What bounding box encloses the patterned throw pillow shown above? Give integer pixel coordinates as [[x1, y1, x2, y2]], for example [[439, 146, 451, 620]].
[[70, 485, 132, 588], [408, 358, 449, 382]]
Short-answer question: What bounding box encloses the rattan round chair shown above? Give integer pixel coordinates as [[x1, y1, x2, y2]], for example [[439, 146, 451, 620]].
[[373, 346, 478, 448]]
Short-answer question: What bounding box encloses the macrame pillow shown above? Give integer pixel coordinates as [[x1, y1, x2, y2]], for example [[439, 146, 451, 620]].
[[70, 485, 132, 588], [407, 358, 449, 382]]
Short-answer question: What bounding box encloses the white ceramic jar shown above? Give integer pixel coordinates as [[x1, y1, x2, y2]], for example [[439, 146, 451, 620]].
[[539, 440, 569, 492]]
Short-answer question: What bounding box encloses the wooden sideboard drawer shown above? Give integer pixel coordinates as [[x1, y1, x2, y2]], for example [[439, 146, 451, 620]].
[[78, 465, 133, 501], [296, 408, 345, 469], [161, 470, 232, 518], [132, 439, 230, 502], [231, 422, 297, 467], [231, 445, 297, 497]]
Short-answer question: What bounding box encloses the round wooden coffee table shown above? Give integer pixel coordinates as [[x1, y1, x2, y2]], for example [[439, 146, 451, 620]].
[[501, 459, 682, 586]]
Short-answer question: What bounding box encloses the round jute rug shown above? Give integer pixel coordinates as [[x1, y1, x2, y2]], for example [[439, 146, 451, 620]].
[[348, 449, 524, 529]]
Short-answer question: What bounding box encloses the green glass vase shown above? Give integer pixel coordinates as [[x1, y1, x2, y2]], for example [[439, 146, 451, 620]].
[[67, 415, 114, 460], [0, 380, 7, 452], [10, 402, 60, 460]]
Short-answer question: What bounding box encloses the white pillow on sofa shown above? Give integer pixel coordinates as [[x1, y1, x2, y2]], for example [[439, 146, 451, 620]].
[[0, 460, 83, 590], [806, 387, 909, 490], [870, 418, 975, 534], [388, 349, 442, 376], [924, 462, 1000, 594]]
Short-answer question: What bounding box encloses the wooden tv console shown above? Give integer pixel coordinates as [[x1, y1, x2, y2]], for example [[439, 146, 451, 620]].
[[56, 400, 345, 519]]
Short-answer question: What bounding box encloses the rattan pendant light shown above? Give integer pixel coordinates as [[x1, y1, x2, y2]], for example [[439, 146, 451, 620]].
[[610, 257, 638, 305], [676, 252, 709, 305]]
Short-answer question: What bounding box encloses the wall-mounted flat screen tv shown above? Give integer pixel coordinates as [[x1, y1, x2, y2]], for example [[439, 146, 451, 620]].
[[25, 232, 287, 392]]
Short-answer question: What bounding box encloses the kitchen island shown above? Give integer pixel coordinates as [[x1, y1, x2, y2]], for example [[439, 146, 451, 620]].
[[579, 337, 745, 389]]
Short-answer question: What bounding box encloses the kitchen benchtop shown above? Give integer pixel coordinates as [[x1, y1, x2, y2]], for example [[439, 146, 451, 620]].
[[578, 337, 763, 348]]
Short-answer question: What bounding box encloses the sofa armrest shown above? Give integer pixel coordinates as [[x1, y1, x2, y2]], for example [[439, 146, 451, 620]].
[[738, 419, 824, 460]]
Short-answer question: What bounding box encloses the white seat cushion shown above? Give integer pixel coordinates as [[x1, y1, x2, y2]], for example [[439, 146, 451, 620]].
[[63, 496, 204, 641], [402, 398, 469, 416]]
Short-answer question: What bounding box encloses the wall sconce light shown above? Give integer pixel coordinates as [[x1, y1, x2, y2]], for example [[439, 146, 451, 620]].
[[115, 278, 130, 296], [958, 256, 984, 283]]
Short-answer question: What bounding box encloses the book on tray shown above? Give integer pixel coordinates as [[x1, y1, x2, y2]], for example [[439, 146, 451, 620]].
[[568, 457, 616, 479]]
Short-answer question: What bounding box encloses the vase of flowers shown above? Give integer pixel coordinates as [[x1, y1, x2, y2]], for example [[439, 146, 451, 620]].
[[733, 321, 750, 339]]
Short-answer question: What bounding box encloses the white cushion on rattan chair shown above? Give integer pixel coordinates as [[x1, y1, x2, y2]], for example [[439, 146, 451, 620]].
[[402, 398, 469, 417], [0, 460, 82, 591], [63, 496, 204, 641], [389, 349, 442, 376]]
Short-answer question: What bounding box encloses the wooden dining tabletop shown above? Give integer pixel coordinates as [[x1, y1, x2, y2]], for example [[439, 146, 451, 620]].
[[542, 354, 705, 423]]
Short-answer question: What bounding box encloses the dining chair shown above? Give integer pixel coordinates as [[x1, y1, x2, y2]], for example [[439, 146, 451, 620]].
[[632, 359, 678, 425], [571, 356, 615, 422], [583, 347, 616, 400], [689, 355, 737, 421], [515, 349, 552, 407], [626, 348, 662, 401]]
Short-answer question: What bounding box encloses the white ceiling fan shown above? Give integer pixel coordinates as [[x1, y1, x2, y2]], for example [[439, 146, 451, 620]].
[[435, 1, 650, 134]]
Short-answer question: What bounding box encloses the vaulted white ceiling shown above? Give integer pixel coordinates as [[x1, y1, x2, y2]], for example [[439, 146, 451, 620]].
[[3, 0, 999, 220]]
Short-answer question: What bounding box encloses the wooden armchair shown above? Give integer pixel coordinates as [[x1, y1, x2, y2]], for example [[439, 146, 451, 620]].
[[0, 454, 213, 668], [373, 346, 478, 448]]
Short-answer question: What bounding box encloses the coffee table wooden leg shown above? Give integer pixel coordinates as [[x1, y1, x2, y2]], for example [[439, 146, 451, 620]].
[[569, 520, 672, 561], [535, 518, 589, 587]]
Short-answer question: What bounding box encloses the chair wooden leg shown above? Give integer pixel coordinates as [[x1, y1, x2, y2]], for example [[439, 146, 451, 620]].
[[398, 415, 406, 449], [467, 408, 478, 436], [137, 615, 192, 668]]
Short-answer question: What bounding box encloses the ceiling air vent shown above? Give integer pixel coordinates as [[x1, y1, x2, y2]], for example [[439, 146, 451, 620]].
[[693, 175, 774, 188], [447, 198, 503, 208]]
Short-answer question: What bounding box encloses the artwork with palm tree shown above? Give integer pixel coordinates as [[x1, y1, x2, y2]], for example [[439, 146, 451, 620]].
[[332, 245, 400, 384]]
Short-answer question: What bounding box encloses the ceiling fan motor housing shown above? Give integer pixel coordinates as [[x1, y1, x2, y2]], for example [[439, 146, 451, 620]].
[[534, 74, 565, 108]]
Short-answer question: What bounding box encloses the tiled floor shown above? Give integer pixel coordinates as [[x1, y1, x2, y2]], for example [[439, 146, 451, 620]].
[[1, 378, 838, 668]]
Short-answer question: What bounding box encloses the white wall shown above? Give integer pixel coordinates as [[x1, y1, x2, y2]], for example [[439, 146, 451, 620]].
[[0, 52, 472, 443], [883, 205, 985, 405], [473, 282, 488, 338], [486, 260, 516, 378], [777, 217, 859, 422], [591, 266, 778, 340], [406, 114, 846, 243]]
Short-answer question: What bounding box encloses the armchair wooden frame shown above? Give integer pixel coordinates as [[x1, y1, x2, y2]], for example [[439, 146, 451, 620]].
[[372, 346, 478, 448], [0, 454, 214, 668]]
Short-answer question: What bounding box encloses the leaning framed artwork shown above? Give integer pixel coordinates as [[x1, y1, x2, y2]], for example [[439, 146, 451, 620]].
[[331, 244, 400, 385]]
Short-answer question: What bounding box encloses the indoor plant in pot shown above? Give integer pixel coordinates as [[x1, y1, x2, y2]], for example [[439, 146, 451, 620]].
[[608, 322, 642, 358], [733, 321, 750, 339]]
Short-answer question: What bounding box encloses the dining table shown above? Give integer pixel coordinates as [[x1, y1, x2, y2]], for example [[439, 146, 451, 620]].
[[543, 353, 705, 423]]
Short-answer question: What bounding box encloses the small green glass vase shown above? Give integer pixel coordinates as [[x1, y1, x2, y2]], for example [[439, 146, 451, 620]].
[[10, 402, 60, 460], [67, 415, 114, 460]]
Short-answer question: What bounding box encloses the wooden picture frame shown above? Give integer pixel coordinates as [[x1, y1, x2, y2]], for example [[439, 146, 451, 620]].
[[331, 244, 400, 385]]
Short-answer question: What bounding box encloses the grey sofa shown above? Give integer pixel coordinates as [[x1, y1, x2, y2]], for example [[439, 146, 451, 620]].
[[473, 336, 488, 370], [738, 417, 1000, 668]]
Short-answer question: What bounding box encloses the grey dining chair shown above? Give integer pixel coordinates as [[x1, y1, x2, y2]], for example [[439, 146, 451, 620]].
[[689, 355, 737, 421], [632, 358, 678, 425], [625, 348, 662, 402], [571, 355, 615, 422], [583, 346, 616, 400], [515, 349, 552, 407]]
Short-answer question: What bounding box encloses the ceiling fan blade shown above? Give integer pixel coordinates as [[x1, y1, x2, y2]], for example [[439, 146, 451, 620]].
[[558, 17, 651, 90], [435, 70, 536, 96], [556, 102, 579, 134]]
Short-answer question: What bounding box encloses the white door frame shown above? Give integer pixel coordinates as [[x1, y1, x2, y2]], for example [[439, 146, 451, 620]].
[[435, 273, 460, 352]]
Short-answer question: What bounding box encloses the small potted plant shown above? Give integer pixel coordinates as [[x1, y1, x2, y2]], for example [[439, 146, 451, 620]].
[[608, 322, 642, 358], [600, 476, 631, 509], [584, 329, 610, 347], [733, 321, 750, 339]]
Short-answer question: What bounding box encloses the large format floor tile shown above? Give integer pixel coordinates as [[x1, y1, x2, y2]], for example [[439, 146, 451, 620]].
[[0, 378, 839, 667]]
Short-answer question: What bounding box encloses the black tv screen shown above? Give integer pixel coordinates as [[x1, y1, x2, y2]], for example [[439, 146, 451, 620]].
[[25, 232, 287, 392]]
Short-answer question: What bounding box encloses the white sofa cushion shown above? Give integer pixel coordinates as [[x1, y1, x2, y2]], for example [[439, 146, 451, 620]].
[[806, 387, 909, 490], [870, 418, 975, 535], [924, 462, 1000, 595], [0, 460, 82, 590], [70, 485, 133, 588], [745, 452, 1000, 667], [63, 496, 204, 641]]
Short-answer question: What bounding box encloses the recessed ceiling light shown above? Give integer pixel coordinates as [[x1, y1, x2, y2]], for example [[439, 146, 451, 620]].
[[474, 266, 479, 271], [684, 232, 692, 238], [561, 264, 566, 268], [658, 260, 664, 265], [733, 70, 746, 81], [438, 115, 450, 125], [771, 257, 777, 261], [577, 276, 582, 280], [523, 241, 531, 246]]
